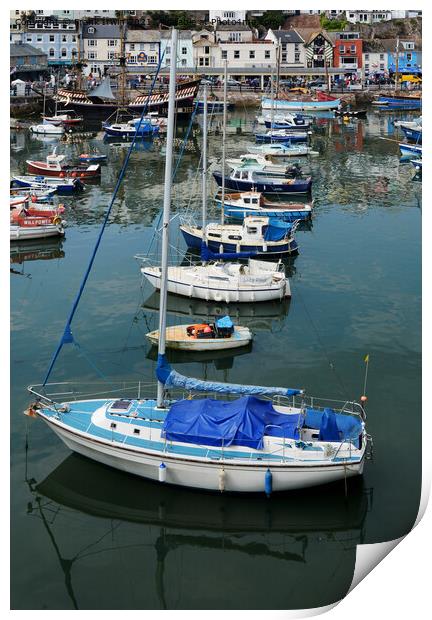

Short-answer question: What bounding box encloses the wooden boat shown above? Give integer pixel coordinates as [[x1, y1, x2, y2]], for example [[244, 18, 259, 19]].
[[42, 109, 84, 126], [11, 175, 83, 194], [180, 216, 299, 258], [26, 153, 100, 178], [215, 191, 313, 222], [213, 167, 312, 194], [146, 317, 252, 351]]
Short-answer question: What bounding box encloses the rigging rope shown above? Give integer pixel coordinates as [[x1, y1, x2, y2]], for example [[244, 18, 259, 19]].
[[42, 51, 166, 386]]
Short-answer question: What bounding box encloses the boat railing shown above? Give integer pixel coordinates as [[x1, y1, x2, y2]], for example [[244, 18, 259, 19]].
[[272, 393, 365, 420]]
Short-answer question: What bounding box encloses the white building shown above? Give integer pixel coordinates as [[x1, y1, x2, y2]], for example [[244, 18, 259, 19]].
[[21, 19, 79, 67], [265, 29, 306, 68], [346, 10, 392, 24], [82, 23, 121, 76], [363, 50, 388, 78], [216, 40, 276, 69], [192, 30, 219, 69], [125, 30, 161, 70], [161, 30, 194, 69]]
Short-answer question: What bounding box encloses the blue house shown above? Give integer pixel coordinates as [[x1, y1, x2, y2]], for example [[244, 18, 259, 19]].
[[385, 39, 422, 75]]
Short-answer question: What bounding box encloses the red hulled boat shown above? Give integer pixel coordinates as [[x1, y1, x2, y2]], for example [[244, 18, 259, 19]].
[[26, 153, 100, 178]]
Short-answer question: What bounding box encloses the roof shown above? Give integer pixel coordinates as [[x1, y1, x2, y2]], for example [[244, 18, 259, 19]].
[[126, 29, 161, 43], [160, 30, 193, 40], [270, 29, 304, 44], [82, 24, 121, 39], [10, 43, 47, 58], [295, 28, 334, 46]]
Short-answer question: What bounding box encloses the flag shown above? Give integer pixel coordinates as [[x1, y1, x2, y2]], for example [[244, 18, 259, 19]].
[[364, 354, 370, 363]]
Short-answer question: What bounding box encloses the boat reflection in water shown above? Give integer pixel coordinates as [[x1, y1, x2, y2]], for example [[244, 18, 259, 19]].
[[141, 290, 291, 333], [29, 453, 371, 610], [10, 238, 65, 276]]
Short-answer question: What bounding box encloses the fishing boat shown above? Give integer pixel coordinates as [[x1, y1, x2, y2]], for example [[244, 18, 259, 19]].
[[373, 95, 421, 110], [261, 97, 341, 112], [180, 216, 299, 257], [29, 123, 65, 136], [411, 159, 422, 171], [213, 167, 312, 194], [399, 143, 422, 158], [26, 152, 101, 179], [146, 315, 252, 351], [255, 129, 310, 143], [11, 175, 84, 194], [78, 153, 107, 164], [400, 125, 422, 143], [216, 191, 313, 222], [27, 30, 368, 495], [103, 117, 160, 138], [247, 143, 319, 157], [10, 186, 56, 202], [10, 203, 65, 221], [10, 215, 65, 241]]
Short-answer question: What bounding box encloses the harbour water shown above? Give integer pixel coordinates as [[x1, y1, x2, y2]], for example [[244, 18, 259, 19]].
[[10, 108, 421, 609]]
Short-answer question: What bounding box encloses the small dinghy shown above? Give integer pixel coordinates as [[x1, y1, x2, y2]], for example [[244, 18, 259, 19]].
[[146, 316, 253, 351], [78, 153, 107, 163]]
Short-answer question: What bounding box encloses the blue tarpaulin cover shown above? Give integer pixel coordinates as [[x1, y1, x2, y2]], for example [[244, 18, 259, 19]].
[[162, 395, 303, 449], [263, 224, 289, 242], [305, 408, 362, 445], [157, 354, 304, 397], [215, 315, 233, 329]]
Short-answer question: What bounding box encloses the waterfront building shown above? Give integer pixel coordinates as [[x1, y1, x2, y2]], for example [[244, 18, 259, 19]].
[[192, 30, 219, 69], [82, 23, 121, 76], [10, 42, 48, 80], [295, 29, 334, 68], [385, 39, 422, 75], [125, 30, 161, 71], [333, 32, 363, 77], [22, 18, 79, 68], [161, 30, 194, 69], [265, 29, 306, 69], [362, 45, 388, 79]]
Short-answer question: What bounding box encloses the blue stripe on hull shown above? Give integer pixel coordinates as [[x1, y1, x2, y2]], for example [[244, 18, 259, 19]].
[[224, 207, 310, 222], [181, 229, 299, 256]]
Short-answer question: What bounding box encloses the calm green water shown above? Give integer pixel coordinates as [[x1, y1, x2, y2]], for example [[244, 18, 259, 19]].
[[10, 108, 421, 610]]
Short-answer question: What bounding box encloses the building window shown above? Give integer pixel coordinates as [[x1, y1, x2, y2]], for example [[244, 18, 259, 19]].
[[49, 48, 55, 57], [199, 57, 209, 66], [351, 45, 356, 52], [49, 35, 55, 42], [264, 50, 270, 59], [166, 46, 171, 54], [87, 27, 95, 34], [221, 50, 227, 59], [61, 48, 67, 57], [364, 53, 369, 60], [365, 63, 369, 70], [89, 39, 97, 47], [294, 43, 299, 51], [249, 50, 255, 59], [37, 35, 42, 42], [379, 53, 384, 60], [129, 54, 136, 63], [339, 45, 345, 53], [182, 47, 187, 54], [282, 52, 287, 63], [294, 53, 300, 63], [380, 63, 384, 70], [406, 53, 412, 61], [88, 51, 97, 59], [234, 50, 240, 59], [204, 46, 210, 55], [130, 43, 135, 51], [181, 58, 187, 66], [224, 11, 235, 18], [108, 40, 117, 47], [108, 51, 116, 60]]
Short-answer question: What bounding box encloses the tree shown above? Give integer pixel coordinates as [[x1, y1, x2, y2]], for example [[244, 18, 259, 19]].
[[260, 11, 285, 31]]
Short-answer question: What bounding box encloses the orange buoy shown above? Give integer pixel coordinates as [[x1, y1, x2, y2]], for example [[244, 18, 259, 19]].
[[80, 173, 85, 178], [60, 172, 65, 178]]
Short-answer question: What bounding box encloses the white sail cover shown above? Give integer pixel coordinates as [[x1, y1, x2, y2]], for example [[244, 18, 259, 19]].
[[88, 79, 116, 100]]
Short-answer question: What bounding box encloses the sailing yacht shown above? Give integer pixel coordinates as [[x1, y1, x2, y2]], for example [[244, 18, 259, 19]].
[[27, 30, 369, 494]]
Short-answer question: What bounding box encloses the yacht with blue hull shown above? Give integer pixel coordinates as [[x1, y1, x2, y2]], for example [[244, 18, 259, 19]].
[[213, 169, 312, 194]]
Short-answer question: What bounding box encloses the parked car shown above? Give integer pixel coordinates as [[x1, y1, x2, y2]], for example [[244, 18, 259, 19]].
[[200, 78, 216, 86]]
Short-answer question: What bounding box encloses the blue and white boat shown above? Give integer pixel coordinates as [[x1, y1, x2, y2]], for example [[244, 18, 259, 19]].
[[400, 125, 422, 143], [27, 30, 368, 494], [247, 143, 319, 158], [213, 167, 312, 194], [103, 117, 159, 138], [261, 97, 341, 112], [78, 153, 108, 164], [255, 129, 309, 143], [217, 191, 313, 222], [180, 216, 299, 257], [11, 175, 84, 194], [263, 114, 312, 130], [399, 143, 422, 157], [410, 159, 422, 172], [374, 95, 421, 110]]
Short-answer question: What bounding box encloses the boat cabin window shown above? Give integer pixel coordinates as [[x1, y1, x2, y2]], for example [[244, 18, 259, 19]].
[[133, 428, 140, 435], [251, 198, 259, 204], [247, 227, 258, 234], [234, 171, 241, 179], [110, 422, 117, 429], [241, 172, 249, 180], [244, 197, 250, 204], [228, 235, 242, 240], [208, 232, 221, 238]]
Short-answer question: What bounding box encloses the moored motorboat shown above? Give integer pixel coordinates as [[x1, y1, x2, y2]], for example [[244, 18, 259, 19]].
[[77, 153, 107, 164], [261, 96, 341, 112], [10, 216, 65, 241], [146, 316, 252, 351], [216, 191, 313, 222], [213, 167, 312, 194], [255, 129, 310, 143], [29, 123, 65, 136], [247, 143, 319, 157], [26, 152, 100, 178], [11, 175, 84, 194]]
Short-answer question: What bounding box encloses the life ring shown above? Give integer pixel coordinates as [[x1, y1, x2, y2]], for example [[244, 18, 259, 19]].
[[53, 216, 62, 225], [213, 292, 223, 302]]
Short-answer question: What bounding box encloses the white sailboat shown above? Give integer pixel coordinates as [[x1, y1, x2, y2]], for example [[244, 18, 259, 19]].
[[27, 30, 369, 494]]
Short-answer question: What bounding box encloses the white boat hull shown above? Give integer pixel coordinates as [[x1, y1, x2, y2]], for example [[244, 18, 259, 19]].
[[146, 325, 252, 350], [45, 417, 364, 493], [141, 264, 290, 303], [10, 224, 64, 241], [29, 124, 65, 135]]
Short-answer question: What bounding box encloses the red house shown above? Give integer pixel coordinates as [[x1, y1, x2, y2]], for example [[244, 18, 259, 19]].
[[333, 32, 363, 77]]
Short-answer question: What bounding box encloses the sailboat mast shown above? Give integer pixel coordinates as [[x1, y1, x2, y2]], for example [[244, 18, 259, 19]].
[[220, 60, 227, 226], [157, 28, 178, 408], [201, 83, 208, 242], [270, 69, 275, 135]]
